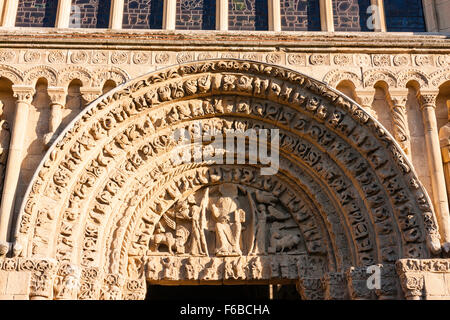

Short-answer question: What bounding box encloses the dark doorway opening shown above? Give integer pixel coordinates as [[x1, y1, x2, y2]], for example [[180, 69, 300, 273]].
[[146, 284, 300, 301]]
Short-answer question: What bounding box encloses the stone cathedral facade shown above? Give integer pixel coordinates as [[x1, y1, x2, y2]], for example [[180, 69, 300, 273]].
[[0, 0, 449, 300]]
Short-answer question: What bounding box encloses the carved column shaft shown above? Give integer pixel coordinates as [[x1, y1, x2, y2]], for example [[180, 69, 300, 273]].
[[55, 0, 72, 28], [319, 0, 334, 32], [439, 101, 450, 208], [44, 88, 66, 148], [0, 86, 34, 246], [163, 0, 176, 30], [418, 92, 450, 246], [109, 0, 124, 30], [216, 0, 228, 31], [268, 0, 281, 32], [389, 91, 412, 159], [1, 0, 18, 27]]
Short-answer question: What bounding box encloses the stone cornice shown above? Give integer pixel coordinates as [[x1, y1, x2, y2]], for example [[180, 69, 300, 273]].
[[0, 29, 449, 52]]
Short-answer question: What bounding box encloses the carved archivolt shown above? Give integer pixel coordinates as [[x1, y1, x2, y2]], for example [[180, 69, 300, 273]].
[[363, 69, 398, 88], [0, 64, 23, 83], [429, 68, 450, 87], [91, 67, 130, 88], [323, 70, 363, 88], [57, 66, 92, 87], [396, 69, 429, 88], [11, 59, 442, 300], [23, 65, 58, 87]]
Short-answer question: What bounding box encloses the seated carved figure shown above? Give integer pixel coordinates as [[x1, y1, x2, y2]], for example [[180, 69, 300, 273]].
[[211, 184, 245, 256]]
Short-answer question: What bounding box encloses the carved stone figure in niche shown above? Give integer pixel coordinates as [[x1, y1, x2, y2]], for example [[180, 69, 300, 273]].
[[0, 101, 10, 198], [211, 184, 246, 256], [176, 191, 209, 256], [162, 256, 178, 280], [247, 190, 279, 255]]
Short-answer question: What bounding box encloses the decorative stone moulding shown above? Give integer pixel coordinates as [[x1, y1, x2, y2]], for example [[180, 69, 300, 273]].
[[3, 59, 443, 300]]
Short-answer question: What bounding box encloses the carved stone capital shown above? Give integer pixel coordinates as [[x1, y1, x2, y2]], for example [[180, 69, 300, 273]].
[[417, 91, 439, 110], [100, 273, 125, 300], [80, 88, 103, 104], [356, 89, 376, 107], [29, 258, 58, 300], [47, 87, 67, 107], [355, 89, 376, 117], [12, 85, 35, 104], [395, 259, 450, 300], [388, 89, 409, 109]]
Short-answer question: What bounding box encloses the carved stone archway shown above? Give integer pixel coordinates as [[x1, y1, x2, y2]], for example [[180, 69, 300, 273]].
[[11, 59, 442, 300]]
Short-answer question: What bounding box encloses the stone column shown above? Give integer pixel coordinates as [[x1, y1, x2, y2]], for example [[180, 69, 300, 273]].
[[44, 87, 66, 149], [319, 0, 334, 32], [163, 0, 176, 30], [439, 101, 450, 206], [356, 89, 376, 118], [109, 0, 124, 30], [268, 0, 281, 32], [0, 86, 34, 251], [370, 0, 387, 32], [1, 0, 18, 27], [55, 0, 72, 28], [216, 0, 228, 31], [418, 91, 450, 247], [388, 89, 412, 159]]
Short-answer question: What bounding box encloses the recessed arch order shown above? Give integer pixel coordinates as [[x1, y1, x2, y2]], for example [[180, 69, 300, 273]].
[[13, 59, 442, 300]]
